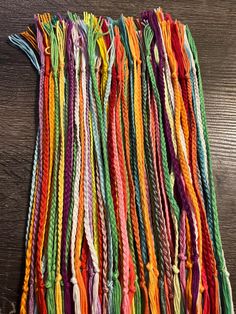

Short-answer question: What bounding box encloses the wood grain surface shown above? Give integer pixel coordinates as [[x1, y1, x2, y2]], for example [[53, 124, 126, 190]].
[[0, 0, 235, 312]]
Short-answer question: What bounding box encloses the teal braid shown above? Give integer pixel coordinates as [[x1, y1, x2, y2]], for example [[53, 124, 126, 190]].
[[184, 36, 215, 242], [189, 67, 214, 241], [186, 25, 234, 314]]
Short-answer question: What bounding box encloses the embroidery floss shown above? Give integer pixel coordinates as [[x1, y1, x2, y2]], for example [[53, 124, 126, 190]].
[[9, 7, 234, 314]]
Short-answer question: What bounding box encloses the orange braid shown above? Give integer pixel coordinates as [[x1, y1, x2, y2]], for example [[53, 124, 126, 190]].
[[125, 17, 160, 313], [121, 56, 150, 313]]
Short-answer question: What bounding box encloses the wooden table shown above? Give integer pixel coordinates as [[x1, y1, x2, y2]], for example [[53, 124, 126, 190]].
[[0, 0, 235, 312]]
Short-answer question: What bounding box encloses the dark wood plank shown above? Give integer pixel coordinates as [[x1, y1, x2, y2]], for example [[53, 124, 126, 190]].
[[0, 0, 235, 312]]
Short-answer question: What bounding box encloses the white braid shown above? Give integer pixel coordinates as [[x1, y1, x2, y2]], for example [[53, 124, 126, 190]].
[[82, 49, 100, 314]]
